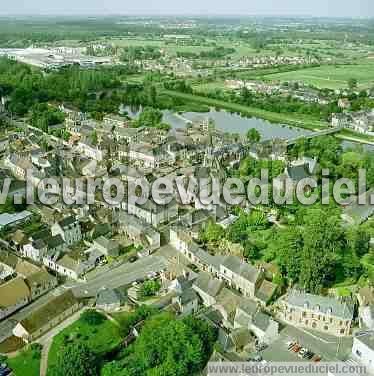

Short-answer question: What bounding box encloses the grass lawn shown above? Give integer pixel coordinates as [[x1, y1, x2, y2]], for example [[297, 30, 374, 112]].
[[7, 348, 40, 376], [192, 80, 228, 93], [161, 89, 328, 130], [336, 128, 374, 144], [265, 63, 374, 90], [47, 312, 121, 375]]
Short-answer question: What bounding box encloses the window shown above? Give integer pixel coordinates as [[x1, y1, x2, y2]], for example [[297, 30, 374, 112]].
[[324, 326, 329, 331], [330, 318, 333, 324], [302, 311, 307, 318], [340, 329, 345, 334], [356, 350, 362, 358], [312, 322, 317, 329]]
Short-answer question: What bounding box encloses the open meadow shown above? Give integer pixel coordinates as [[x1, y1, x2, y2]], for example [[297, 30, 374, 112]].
[[264, 62, 374, 90]]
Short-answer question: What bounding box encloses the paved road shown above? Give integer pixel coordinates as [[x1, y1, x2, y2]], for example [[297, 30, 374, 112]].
[[37, 308, 86, 376], [0, 255, 168, 342], [72, 255, 168, 298]]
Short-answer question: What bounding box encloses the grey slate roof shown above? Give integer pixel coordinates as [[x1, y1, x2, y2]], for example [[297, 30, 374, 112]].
[[179, 288, 198, 305], [96, 288, 121, 306], [252, 311, 272, 332], [58, 216, 77, 228], [193, 272, 223, 298], [221, 255, 260, 283], [285, 289, 354, 320], [286, 164, 310, 182], [355, 331, 374, 350]]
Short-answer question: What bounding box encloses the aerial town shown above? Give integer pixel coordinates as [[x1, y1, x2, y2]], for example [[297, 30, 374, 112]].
[[0, 10, 374, 376]]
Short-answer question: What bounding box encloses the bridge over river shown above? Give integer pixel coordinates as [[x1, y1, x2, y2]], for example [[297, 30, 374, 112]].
[[286, 127, 341, 146]]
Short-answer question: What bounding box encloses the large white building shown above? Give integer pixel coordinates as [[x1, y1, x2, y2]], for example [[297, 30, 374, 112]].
[[352, 332, 374, 373]]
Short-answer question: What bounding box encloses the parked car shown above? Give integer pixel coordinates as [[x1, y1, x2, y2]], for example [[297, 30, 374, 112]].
[[312, 355, 321, 362], [304, 351, 314, 360], [0, 364, 11, 376], [298, 348, 308, 358], [287, 341, 296, 350], [129, 256, 138, 263]]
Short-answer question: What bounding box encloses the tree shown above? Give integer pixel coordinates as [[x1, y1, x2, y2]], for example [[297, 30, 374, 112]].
[[299, 208, 344, 293], [199, 220, 224, 245], [348, 78, 358, 90], [137, 107, 162, 128], [346, 225, 370, 257], [91, 130, 98, 145], [101, 313, 217, 376], [52, 343, 98, 376], [80, 310, 106, 326], [140, 280, 161, 298], [246, 128, 261, 144]]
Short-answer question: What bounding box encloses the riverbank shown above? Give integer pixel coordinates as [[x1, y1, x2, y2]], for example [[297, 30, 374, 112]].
[[161, 89, 374, 145], [161, 89, 328, 131]]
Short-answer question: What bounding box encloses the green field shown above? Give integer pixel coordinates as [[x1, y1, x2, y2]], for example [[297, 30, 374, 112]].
[[265, 63, 374, 90], [7, 348, 40, 376], [47, 312, 121, 375]]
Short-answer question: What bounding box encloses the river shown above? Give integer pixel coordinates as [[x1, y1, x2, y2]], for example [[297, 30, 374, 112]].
[[121, 105, 374, 151]]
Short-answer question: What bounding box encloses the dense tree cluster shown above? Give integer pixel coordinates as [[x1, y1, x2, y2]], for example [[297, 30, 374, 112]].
[[102, 313, 217, 376]]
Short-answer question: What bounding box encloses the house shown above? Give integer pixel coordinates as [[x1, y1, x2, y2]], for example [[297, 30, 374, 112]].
[[358, 286, 374, 329], [281, 289, 354, 337], [93, 236, 120, 257], [52, 216, 82, 246], [255, 279, 278, 305], [214, 288, 243, 328], [13, 290, 81, 343], [0, 252, 18, 281], [10, 229, 28, 252], [43, 253, 95, 281], [24, 269, 58, 300], [15, 260, 41, 278], [127, 198, 177, 227], [169, 227, 223, 276], [114, 127, 143, 144], [331, 113, 350, 128], [168, 273, 195, 294], [338, 98, 351, 109], [0, 211, 32, 230], [249, 311, 279, 345], [118, 212, 160, 251], [76, 140, 104, 161], [0, 277, 30, 320], [360, 306, 374, 330], [352, 331, 374, 373], [103, 114, 129, 128], [342, 189, 374, 225], [128, 143, 172, 169], [96, 288, 121, 312], [219, 255, 264, 298], [192, 272, 224, 307], [23, 233, 65, 263], [172, 288, 199, 317], [4, 154, 33, 180]]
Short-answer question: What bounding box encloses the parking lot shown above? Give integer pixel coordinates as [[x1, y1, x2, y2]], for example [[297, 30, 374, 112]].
[[261, 324, 353, 363]]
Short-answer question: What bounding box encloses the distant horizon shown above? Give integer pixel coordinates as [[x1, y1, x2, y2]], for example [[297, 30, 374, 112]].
[[0, 0, 372, 19], [0, 13, 373, 20]]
